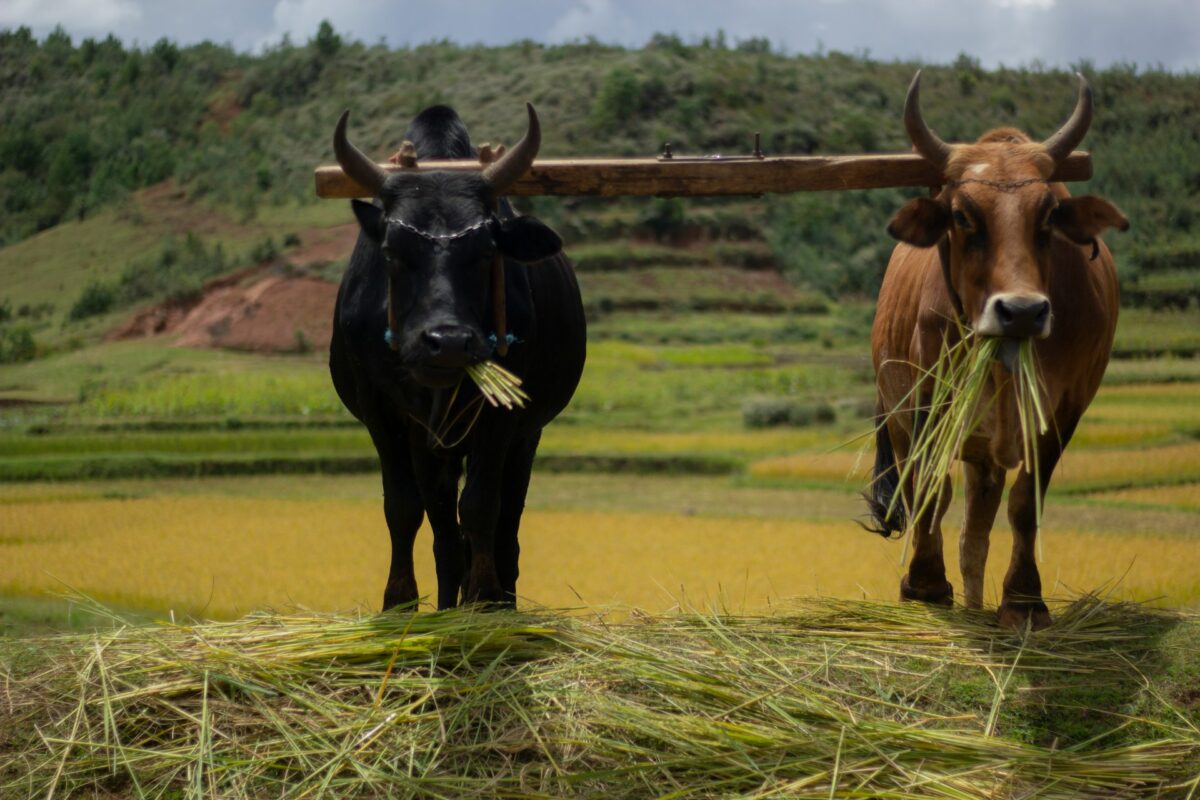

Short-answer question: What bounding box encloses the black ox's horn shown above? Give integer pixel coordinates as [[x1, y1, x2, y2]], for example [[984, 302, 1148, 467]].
[[333, 110, 387, 197], [481, 103, 541, 194], [903, 70, 953, 172], [1041, 73, 1093, 163]]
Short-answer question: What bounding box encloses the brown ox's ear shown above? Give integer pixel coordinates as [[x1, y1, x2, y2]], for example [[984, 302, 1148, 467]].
[[887, 197, 950, 247], [1051, 196, 1130, 244]]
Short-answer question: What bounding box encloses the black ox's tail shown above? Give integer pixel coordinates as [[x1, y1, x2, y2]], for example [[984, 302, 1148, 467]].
[[862, 405, 906, 538]]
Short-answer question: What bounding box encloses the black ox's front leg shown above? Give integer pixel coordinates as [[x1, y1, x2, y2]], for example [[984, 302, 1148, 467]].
[[363, 415, 424, 612], [458, 439, 512, 606]]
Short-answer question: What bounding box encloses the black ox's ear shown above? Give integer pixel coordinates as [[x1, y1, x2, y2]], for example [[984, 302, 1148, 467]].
[[1051, 195, 1130, 246], [351, 199, 385, 242], [887, 197, 951, 247], [494, 216, 562, 263]]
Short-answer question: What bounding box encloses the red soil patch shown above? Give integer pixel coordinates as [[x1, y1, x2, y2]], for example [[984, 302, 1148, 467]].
[[111, 267, 338, 354], [109, 214, 360, 353]]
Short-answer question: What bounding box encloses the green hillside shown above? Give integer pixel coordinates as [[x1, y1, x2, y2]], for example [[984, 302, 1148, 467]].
[[2, 23, 1198, 290], [1, 23, 1198, 477]]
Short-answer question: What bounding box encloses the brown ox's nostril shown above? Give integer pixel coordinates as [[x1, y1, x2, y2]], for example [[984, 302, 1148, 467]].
[[994, 296, 1050, 337], [1034, 300, 1050, 328], [997, 302, 1014, 325]]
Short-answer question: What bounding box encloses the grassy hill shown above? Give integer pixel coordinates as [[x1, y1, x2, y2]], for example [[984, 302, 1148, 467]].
[[2, 24, 1198, 296]]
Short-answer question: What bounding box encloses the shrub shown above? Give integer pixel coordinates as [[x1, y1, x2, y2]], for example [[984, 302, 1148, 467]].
[[68, 282, 117, 321], [636, 198, 687, 242], [592, 66, 641, 130], [251, 237, 279, 264], [742, 398, 836, 429], [0, 325, 37, 363]]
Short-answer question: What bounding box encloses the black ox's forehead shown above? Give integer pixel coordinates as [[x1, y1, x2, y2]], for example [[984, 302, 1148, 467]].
[[379, 172, 493, 235]]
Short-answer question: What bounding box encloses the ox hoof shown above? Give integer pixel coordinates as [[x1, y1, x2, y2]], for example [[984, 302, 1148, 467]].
[[382, 581, 419, 612], [900, 576, 954, 607], [462, 583, 508, 609], [998, 599, 1052, 632]]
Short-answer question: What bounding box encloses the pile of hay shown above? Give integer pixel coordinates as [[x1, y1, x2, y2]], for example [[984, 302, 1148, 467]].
[[2, 597, 1197, 798]]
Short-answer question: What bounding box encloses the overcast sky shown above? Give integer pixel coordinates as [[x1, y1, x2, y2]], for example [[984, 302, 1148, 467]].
[[2, 0, 1197, 71]]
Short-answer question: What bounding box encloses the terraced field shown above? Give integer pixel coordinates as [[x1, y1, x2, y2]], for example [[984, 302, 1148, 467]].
[[1, 185, 1197, 628]]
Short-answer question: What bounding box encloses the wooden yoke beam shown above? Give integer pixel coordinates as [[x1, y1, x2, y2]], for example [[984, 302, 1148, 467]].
[[315, 152, 1092, 199]]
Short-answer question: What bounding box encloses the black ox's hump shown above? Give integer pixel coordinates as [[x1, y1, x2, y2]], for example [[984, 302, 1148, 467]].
[[404, 105, 473, 160]]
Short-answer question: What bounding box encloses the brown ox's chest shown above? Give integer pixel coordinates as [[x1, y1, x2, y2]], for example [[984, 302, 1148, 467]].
[[872, 235, 1118, 469]]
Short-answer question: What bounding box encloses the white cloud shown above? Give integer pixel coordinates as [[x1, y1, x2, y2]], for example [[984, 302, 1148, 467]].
[[547, 0, 637, 44], [991, 0, 1055, 8], [0, 0, 1194, 71], [0, 0, 140, 34], [258, 0, 385, 51]]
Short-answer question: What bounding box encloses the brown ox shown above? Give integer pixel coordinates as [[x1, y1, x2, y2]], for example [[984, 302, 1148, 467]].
[[866, 72, 1128, 630]]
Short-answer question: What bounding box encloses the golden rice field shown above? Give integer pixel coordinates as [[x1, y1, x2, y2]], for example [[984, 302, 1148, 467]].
[[749, 439, 1200, 492], [1, 471, 1197, 619]]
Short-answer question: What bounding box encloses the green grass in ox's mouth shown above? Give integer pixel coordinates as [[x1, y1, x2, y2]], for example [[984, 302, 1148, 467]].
[[885, 331, 1050, 540], [466, 360, 530, 410]]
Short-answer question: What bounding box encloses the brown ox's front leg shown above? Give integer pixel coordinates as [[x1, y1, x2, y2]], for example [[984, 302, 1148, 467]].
[[999, 412, 1078, 631], [960, 461, 1006, 609], [900, 471, 955, 605], [892, 405, 954, 606]]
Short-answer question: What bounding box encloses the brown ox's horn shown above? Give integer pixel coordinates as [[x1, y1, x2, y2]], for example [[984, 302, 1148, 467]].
[[482, 103, 541, 194], [903, 70, 953, 172], [333, 110, 387, 196], [1041, 73, 1093, 163]]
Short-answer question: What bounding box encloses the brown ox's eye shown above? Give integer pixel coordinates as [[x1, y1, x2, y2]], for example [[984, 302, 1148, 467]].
[[1041, 204, 1059, 231], [952, 209, 975, 233]]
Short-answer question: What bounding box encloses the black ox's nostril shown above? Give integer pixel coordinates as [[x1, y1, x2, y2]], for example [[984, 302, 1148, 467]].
[[421, 330, 444, 355], [421, 327, 478, 368]]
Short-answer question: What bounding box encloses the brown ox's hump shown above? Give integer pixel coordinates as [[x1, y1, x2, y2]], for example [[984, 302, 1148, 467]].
[[977, 127, 1033, 145]]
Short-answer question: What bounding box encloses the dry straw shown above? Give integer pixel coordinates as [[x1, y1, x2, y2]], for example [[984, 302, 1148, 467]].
[[466, 361, 529, 410], [410, 362, 528, 449], [884, 330, 1050, 540], [2, 596, 1197, 798]]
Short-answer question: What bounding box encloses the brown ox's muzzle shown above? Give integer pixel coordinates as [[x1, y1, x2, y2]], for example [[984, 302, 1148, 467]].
[[977, 293, 1052, 339]]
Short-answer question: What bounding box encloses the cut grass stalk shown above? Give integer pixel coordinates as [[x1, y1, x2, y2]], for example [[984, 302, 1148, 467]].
[[3, 596, 1197, 798], [883, 330, 1051, 542], [466, 361, 530, 410]]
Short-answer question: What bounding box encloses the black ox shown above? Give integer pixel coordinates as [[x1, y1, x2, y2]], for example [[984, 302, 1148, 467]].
[[328, 103, 586, 610]]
